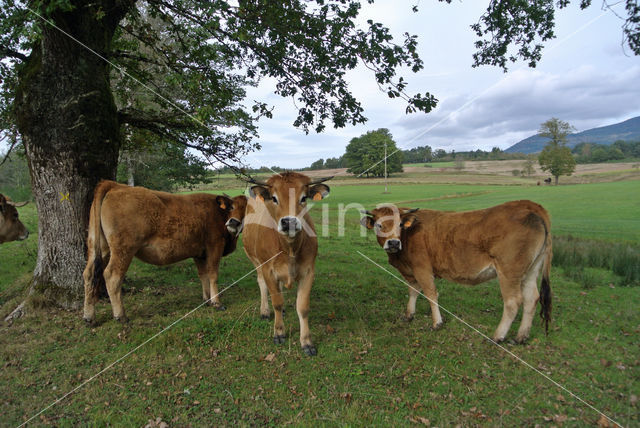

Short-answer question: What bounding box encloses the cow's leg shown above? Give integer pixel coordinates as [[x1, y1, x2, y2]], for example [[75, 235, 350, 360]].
[[206, 247, 226, 310], [413, 267, 443, 329], [257, 270, 270, 319], [194, 259, 210, 302], [516, 259, 543, 343], [406, 285, 419, 322], [103, 253, 134, 322], [297, 269, 316, 356], [82, 242, 110, 324], [82, 253, 99, 324], [494, 273, 523, 342], [195, 248, 225, 310], [265, 273, 286, 344]]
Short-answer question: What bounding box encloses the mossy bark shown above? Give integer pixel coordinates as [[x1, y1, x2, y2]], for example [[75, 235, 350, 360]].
[[13, 1, 132, 310]]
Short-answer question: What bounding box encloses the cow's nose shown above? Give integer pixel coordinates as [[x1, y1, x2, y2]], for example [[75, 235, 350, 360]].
[[279, 216, 301, 234], [19, 230, 29, 241], [225, 218, 242, 235], [384, 239, 402, 253]]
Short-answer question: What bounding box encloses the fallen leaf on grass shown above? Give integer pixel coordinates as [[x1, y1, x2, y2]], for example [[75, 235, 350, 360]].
[[554, 414, 568, 424], [264, 352, 276, 362], [409, 416, 430, 426], [600, 359, 612, 367], [144, 417, 168, 428]]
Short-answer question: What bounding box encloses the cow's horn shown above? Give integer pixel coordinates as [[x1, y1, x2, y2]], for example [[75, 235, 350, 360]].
[[403, 208, 419, 214], [310, 176, 334, 184], [360, 210, 374, 216], [241, 176, 270, 186]]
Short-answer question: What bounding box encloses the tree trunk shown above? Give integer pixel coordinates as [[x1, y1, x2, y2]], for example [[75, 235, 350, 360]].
[[14, 2, 129, 309], [554, 175, 559, 185], [127, 157, 135, 187]]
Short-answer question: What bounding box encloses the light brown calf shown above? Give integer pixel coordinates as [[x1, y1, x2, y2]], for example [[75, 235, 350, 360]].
[[82, 180, 247, 324], [242, 172, 331, 356], [0, 194, 29, 244], [361, 200, 552, 343]]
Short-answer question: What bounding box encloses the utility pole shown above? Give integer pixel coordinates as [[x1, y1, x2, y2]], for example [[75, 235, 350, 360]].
[[383, 140, 389, 193]]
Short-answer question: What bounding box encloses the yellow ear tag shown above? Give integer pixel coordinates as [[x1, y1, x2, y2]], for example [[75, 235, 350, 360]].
[[220, 202, 226, 210], [404, 221, 412, 228], [257, 195, 264, 202], [313, 193, 323, 201]]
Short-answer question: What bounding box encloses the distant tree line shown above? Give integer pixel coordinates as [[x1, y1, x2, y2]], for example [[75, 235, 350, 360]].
[[572, 141, 640, 163], [306, 142, 529, 171]]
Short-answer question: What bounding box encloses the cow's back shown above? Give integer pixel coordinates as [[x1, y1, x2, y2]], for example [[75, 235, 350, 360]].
[[401, 200, 549, 284], [100, 186, 224, 265]]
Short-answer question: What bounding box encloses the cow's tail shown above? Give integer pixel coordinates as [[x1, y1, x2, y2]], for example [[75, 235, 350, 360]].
[[88, 181, 116, 299], [539, 217, 553, 335]]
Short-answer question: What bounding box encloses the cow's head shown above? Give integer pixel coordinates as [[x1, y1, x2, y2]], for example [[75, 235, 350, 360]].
[[0, 194, 29, 244], [224, 195, 248, 237], [247, 172, 331, 238], [361, 205, 419, 254]]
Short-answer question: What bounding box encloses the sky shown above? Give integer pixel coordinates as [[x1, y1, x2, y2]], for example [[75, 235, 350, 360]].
[[240, 1, 640, 169]]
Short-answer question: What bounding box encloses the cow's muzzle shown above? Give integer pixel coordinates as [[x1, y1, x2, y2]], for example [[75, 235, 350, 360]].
[[278, 216, 301, 237], [383, 239, 402, 253], [225, 218, 243, 236]]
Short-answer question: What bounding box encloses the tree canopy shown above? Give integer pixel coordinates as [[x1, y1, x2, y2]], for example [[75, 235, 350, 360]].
[[538, 118, 577, 184], [344, 128, 403, 177], [1, 0, 441, 168]]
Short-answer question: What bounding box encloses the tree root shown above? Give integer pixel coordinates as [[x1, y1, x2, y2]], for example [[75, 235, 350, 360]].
[[4, 301, 26, 325]]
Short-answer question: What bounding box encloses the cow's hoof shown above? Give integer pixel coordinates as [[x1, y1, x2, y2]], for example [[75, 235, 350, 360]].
[[83, 317, 95, 327], [115, 315, 129, 324], [432, 321, 443, 331], [302, 344, 317, 356], [514, 335, 529, 344], [213, 304, 227, 311], [493, 336, 506, 344], [273, 334, 286, 345], [260, 314, 270, 320], [404, 313, 415, 322]]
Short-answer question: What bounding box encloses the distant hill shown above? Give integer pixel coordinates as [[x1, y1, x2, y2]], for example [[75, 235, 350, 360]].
[[505, 116, 640, 154]]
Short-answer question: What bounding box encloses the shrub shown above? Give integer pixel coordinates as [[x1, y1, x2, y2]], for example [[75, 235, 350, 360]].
[[553, 236, 640, 286]]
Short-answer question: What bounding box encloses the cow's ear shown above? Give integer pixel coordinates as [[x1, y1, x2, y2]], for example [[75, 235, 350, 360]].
[[309, 184, 330, 201], [400, 214, 418, 230], [216, 195, 232, 211], [249, 185, 270, 202], [360, 216, 375, 229]]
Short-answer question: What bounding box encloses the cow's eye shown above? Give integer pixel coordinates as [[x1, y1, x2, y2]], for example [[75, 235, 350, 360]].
[[271, 195, 278, 205], [300, 195, 307, 204], [374, 223, 382, 230]]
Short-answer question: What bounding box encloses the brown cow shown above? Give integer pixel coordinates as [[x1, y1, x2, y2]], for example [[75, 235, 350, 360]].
[[0, 194, 29, 244], [243, 172, 331, 356], [361, 200, 552, 343], [82, 180, 248, 324]]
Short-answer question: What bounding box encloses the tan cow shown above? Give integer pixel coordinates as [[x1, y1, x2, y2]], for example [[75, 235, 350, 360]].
[[361, 200, 552, 343], [243, 172, 331, 356], [82, 180, 248, 324], [0, 194, 29, 244]]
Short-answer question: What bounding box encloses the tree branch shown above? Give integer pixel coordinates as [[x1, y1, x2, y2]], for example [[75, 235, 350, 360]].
[[0, 44, 28, 62], [118, 108, 193, 131]]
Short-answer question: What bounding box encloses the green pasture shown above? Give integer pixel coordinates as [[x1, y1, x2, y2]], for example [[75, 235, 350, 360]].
[[0, 179, 639, 426]]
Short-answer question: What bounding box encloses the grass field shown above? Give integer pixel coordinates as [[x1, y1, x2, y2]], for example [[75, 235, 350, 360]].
[[1, 175, 639, 426]]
